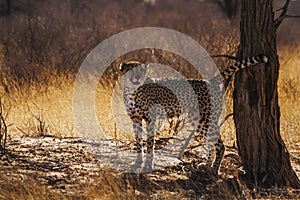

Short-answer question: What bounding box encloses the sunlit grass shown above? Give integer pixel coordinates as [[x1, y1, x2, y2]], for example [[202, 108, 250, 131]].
[[1, 67, 75, 139]]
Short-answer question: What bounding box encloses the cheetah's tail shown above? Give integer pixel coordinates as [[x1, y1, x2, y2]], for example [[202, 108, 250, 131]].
[[221, 54, 269, 80]]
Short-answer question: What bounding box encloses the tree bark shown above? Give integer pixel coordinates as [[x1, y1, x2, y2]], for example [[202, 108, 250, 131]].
[[233, 0, 300, 188]]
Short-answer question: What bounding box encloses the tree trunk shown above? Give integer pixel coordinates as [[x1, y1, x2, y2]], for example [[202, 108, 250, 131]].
[[233, 0, 300, 188]]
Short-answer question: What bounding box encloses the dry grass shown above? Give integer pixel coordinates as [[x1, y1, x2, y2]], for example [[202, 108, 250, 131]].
[[0, 168, 135, 200], [0, 66, 75, 139], [0, 176, 66, 200], [278, 44, 300, 152]]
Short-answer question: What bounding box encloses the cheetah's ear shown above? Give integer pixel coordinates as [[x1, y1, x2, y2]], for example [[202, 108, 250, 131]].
[[119, 61, 143, 73], [119, 62, 131, 73]]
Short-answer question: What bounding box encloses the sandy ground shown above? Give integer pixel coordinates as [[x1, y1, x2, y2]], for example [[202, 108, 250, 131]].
[[1, 136, 300, 198]]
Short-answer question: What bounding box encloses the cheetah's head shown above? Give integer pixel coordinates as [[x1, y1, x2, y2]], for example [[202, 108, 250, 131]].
[[119, 61, 149, 86]]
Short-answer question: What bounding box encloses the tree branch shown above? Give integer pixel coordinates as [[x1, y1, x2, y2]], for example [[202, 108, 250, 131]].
[[274, 0, 291, 29], [0, 99, 8, 154], [219, 113, 233, 127], [211, 54, 237, 60], [286, 15, 300, 18]]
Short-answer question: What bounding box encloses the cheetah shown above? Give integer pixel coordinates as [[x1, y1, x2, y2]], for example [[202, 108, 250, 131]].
[[119, 54, 268, 173]]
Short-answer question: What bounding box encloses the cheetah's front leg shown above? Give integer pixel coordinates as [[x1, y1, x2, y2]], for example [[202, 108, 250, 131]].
[[131, 122, 144, 173]]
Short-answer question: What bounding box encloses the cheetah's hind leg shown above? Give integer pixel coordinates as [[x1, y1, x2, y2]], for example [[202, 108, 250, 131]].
[[143, 116, 156, 172], [211, 137, 225, 175]]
